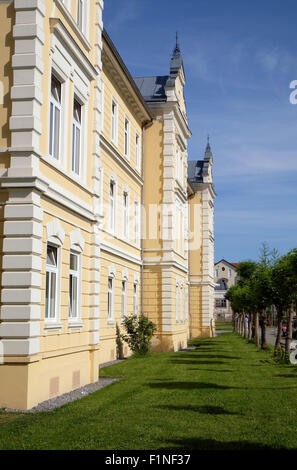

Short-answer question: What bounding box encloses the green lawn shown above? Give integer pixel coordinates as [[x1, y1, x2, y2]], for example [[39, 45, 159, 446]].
[[215, 321, 233, 331], [1, 333, 297, 450]]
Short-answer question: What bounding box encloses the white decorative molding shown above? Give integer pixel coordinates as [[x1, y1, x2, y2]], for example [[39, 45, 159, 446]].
[[46, 218, 65, 246], [122, 269, 129, 281], [69, 228, 85, 253], [134, 273, 140, 284]]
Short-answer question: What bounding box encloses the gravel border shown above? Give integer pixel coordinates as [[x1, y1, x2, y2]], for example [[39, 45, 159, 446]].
[[99, 359, 125, 368], [4, 377, 120, 414], [3, 359, 126, 414]]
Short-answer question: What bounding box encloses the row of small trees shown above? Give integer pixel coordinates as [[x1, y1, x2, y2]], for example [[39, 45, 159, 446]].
[[225, 244, 297, 356]]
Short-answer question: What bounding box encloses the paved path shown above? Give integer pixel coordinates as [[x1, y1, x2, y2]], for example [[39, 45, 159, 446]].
[[216, 327, 285, 348]]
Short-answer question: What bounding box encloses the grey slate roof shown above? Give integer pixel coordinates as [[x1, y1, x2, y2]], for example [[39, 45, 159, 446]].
[[134, 76, 168, 102], [187, 160, 204, 183]]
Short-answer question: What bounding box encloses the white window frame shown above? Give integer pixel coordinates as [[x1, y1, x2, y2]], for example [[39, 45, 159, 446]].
[[77, 0, 83, 32], [109, 178, 116, 233], [49, 74, 62, 160], [108, 276, 114, 320], [45, 244, 59, 321], [69, 251, 80, 320], [180, 285, 184, 321], [134, 199, 140, 246], [135, 132, 140, 171], [111, 98, 118, 146], [176, 282, 179, 322], [133, 282, 138, 316], [123, 190, 129, 240], [122, 280, 127, 319], [72, 98, 82, 176], [98, 166, 104, 215], [101, 79, 105, 132], [124, 116, 130, 159], [179, 152, 183, 184]]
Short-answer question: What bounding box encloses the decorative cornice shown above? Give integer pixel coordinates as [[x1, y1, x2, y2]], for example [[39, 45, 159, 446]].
[[49, 18, 97, 80], [102, 30, 152, 125]]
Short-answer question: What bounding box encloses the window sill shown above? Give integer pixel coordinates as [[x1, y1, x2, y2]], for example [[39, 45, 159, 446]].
[[43, 322, 64, 335], [42, 154, 93, 196], [68, 321, 83, 333], [107, 320, 116, 326]]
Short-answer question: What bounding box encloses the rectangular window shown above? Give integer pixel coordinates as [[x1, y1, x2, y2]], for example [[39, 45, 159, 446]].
[[134, 201, 139, 245], [215, 269, 219, 278], [180, 287, 183, 321], [109, 180, 115, 232], [72, 99, 81, 175], [45, 245, 58, 320], [133, 282, 138, 316], [123, 192, 128, 239], [124, 117, 130, 158], [69, 252, 79, 319], [176, 285, 179, 322], [180, 153, 183, 184], [49, 75, 61, 160], [228, 268, 232, 278], [77, 0, 83, 31], [111, 99, 118, 144], [108, 277, 114, 319], [135, 133, 140, 170], [122, 281, 127, 319], [215, 299, 227, 308]]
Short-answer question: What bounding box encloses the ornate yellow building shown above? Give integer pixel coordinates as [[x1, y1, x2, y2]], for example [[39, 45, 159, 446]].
[[0, 0, 215, 410]]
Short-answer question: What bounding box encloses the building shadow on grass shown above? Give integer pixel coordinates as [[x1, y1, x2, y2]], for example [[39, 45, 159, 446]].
[[173, 353, 240, 360], [156, 437, 283, 451], [274, 374, 297, 378], [155, 404, 239, 415], [146, 381, 236, 390], [188, 369, 234, 373], [169, 360, 228, 366]]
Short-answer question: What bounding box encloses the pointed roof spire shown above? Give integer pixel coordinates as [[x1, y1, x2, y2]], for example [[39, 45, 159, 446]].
[[204, 135, 213, 161], [173, 31, 181, 57]]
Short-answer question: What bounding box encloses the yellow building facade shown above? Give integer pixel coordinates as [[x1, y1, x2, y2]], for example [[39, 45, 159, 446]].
[[0, 0, 215, 410]]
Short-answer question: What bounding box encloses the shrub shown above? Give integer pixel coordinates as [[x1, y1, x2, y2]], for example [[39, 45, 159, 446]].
[[121, 314, 157, 355]]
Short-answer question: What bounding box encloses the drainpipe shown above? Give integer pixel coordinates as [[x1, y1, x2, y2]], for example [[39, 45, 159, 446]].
[[141, 119, 154, 315]]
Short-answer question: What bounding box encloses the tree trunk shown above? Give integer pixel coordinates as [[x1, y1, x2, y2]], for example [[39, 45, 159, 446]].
[[241, 314, 244, 337], [274, 308, 283, 354], [285, 306, 294, 356], [248, 313, 252, 340], [243, 313, 248, 339], [254, 311, 259, 347], [251, 313, 255, 339], [260, 309, 267, 350]]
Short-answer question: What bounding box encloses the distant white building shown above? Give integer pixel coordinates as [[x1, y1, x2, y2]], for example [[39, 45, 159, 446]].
[[214, 259, 238, 321]]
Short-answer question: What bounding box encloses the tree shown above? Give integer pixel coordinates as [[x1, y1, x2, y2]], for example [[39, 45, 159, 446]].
[[251, 262, 273, 350], [121, 314, 157, 355], [233, 261, 258, 343], [271, 256, 291, 354], [272, 250, 297, 355]]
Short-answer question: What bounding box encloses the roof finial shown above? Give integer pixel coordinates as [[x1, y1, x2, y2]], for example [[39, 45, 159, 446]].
[[205, 135, 213, 160], [173, 31, 181, 56]]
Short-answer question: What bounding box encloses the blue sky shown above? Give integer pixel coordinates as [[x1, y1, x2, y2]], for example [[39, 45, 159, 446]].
[[103, 0, 297, 263]]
